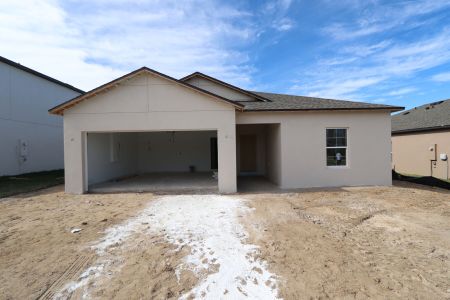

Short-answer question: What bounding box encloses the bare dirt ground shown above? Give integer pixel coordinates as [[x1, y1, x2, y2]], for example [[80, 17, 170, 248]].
[[242, 181, 450, 299], [0, 181, 449, 299]]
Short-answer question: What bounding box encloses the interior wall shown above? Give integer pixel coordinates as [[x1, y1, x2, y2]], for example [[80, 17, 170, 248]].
[[87, 132, 138, 185], [236, 124, 267, 175], [266, 124, 282, 185], [137, 131, 217, 173]]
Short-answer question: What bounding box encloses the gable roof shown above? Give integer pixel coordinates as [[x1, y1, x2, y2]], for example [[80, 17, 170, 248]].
[[49, 67, 403, 115], [49, 67, 244, 115], [180, 72, 271, 102], [392, 98, 450, 134], [240, 91, 404, 112], [0, 55, 84, 94]]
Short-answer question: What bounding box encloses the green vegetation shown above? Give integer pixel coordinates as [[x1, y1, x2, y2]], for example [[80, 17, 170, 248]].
[[0, 170, 64, 198]]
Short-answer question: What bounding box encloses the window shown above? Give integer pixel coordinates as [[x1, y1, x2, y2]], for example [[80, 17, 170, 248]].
[[326, 128, 347, 166]]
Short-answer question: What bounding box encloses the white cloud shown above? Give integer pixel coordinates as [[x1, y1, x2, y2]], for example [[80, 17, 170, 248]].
[[431, 72, 450, 82], [323, 0, 450, 40], [294, 29, 450, 99], [272, 17, 294, 31], [387, 87, 417, 96], [262, 0, 295, 32], [0, 0, 260, 90]]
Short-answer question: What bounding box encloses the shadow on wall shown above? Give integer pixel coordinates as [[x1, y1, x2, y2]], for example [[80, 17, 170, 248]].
[[392, 170, 450, 190]]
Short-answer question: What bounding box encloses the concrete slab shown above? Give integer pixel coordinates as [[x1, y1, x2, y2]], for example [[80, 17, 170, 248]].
[[237, 176, 280, 193], [89, 172, 218, 194]]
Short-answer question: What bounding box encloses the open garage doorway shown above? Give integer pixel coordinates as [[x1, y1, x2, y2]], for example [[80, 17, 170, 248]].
[[86, 131, 218, 193], [236, 124, 281, 192]]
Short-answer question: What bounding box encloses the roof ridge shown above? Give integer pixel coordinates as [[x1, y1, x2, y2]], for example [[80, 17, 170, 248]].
[[180, 72, 272, 102], [394, 98, 450, 115]]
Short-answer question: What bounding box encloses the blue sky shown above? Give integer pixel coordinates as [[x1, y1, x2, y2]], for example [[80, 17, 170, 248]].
[[1, 0, 450, 109]]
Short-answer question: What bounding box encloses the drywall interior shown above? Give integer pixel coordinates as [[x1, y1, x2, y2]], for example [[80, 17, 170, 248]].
[[236, 124, 267, 176], [87, 131, 218, 186], [87, 132, 138, 185], [137, 131, 217, 173]]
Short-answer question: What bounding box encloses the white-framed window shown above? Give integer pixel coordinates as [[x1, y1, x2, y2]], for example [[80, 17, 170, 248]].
[[326, 128, 347, 166]]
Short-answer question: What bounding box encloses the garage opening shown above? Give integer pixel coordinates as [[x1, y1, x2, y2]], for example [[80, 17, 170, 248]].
[[86, 131, 218, 193], [236, 124, 281, 192]]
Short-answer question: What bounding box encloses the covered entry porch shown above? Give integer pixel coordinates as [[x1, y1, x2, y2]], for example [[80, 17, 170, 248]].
[[236, 123, 282, 191]]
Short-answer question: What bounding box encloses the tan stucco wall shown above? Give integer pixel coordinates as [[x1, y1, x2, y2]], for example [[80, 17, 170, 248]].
[[185, 77, 255, 101], [237, 110, 392, 188], [63, 73, 237, 194], [392, 130, 450, 180]]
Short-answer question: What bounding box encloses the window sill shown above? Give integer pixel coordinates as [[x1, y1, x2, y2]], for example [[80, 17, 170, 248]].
[[326, 165, 350, 169]]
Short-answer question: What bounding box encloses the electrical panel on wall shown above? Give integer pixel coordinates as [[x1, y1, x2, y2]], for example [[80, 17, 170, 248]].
[[18, 139, 28, 164]]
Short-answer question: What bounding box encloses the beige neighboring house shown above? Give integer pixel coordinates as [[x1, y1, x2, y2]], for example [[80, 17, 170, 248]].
[[392, 99, 450, 180], [49, 67, 402, 194]]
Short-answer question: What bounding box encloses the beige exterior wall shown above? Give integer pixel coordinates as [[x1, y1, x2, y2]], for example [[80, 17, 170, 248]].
[[392, 130, 450, 180], [237, 110, 392, 188], [63, 72, 237, 194], [185, 77, 255, 101]]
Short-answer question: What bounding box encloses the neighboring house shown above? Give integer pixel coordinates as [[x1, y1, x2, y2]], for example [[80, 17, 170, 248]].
[[49, 67, 402, 194], [0, 56, 83, 176], [392, 99, 450, 180]]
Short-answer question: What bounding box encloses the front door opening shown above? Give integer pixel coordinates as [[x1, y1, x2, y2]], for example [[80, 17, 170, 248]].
[[236, 123, 281, 191]]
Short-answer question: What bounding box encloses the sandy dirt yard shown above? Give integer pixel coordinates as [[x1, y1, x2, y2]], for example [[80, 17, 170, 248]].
[[0, 182, 449, 299]]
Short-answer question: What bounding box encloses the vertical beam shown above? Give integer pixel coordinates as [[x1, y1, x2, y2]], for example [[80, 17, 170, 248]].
[[64, 122, 86, 194], [217, 126, 237, 193]]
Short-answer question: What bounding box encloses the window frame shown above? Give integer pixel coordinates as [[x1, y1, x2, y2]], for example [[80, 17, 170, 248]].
[[325, 127, 349, 168]]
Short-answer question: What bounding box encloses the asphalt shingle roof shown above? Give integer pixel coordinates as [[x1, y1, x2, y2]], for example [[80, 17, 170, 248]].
[[391, 99, 450, 133], [238, 91, 403, 112]]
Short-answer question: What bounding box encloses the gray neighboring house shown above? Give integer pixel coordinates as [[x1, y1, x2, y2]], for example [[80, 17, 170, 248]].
[[49, 68, 403, 194], [392, 99, 450, 180], [0, 56, 83, 176]]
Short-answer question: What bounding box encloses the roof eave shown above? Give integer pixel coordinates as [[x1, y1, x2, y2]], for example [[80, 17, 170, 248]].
[[392, 125, 450, 135], [242, 106, 405, 112], [0, 55, 84, 94]]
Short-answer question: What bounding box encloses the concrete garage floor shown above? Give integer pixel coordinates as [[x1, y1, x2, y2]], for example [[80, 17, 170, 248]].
[[89, 172, 218, 194]]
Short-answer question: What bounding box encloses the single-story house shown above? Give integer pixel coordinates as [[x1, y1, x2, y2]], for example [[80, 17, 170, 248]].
[[392, 99, 450, 180], [0, 56, 83, 176], [49, 67, 403, 194]]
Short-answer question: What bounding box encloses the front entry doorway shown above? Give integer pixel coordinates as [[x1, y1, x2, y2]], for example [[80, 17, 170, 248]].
[[239, 134, 257, 172]]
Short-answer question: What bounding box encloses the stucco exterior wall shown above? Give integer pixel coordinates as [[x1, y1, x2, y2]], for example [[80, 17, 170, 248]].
[[0, 61, 81, 175], [392, 130, 450, 180], [184, 77, 255, 101], [237, 110, 392, 188], [63, 73, 237, 193], [265, 124, 282, 185]]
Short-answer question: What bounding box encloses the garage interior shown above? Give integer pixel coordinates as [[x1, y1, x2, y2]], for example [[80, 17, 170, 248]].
[[236, 123, 281, 192], [87, 130, 219, 193]]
